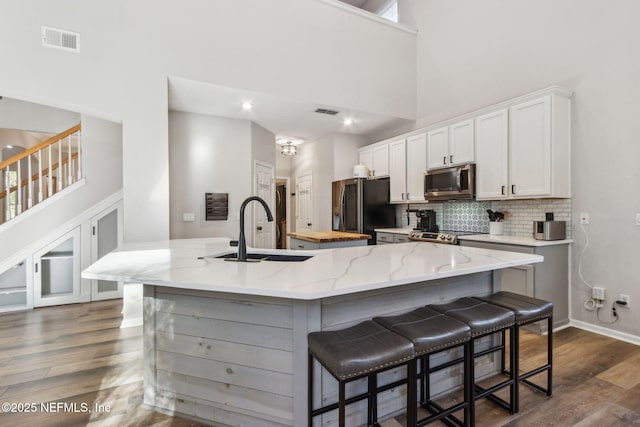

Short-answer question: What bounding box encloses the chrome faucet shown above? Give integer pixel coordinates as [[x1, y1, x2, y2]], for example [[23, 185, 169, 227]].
[[236, 196, 273, 262]]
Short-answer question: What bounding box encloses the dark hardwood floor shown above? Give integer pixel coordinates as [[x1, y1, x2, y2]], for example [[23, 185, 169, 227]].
[[0, 299, 638, 426]]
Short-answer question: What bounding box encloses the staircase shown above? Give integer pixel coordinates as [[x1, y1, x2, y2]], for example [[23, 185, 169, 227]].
[[0, 124, 82, 225]]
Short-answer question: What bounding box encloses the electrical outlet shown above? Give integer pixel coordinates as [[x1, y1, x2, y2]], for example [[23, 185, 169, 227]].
[[592, 286, 605, 300], [619, 294, 631, 308], [580, 212, 590, 225]]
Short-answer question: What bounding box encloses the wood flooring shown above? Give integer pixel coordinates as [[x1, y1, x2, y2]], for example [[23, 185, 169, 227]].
[[0, 299, 638, 426]]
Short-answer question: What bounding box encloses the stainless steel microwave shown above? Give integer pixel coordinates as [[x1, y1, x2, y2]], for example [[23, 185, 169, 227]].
[[424, 163, 475, 201]]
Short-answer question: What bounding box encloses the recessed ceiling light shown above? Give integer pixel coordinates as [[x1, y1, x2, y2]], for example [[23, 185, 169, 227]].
[[343, 118, 353, 126], [242, 101, 253, 110]]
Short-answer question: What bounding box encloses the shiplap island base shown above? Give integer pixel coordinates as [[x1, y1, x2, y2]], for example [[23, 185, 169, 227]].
[[82, 238, 542, 426]]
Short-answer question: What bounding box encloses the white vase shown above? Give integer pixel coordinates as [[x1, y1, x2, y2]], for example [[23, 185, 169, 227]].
[[489, 222, 504, 235]]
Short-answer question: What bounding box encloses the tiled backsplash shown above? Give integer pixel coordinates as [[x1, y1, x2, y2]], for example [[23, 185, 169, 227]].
[[395, 199, 572, 238], [490, 199, 572, 238]]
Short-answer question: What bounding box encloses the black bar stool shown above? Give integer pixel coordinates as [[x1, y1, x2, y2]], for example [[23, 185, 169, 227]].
[[373, 307, 472, 426], [308, 320, 416, 427], [474, 291, 553, 412], [430, 297, 516, 425]]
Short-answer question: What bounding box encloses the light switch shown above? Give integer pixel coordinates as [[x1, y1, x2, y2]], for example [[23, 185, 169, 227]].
[[183, 213, 196, 222]]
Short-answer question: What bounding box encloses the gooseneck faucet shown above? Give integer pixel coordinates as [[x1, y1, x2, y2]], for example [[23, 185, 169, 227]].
[[237, 196, 274, 262]]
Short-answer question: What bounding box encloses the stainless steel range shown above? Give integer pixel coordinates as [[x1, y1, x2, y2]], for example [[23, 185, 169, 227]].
[[408, 230, 459, 244], [408, 230, 480, 245]]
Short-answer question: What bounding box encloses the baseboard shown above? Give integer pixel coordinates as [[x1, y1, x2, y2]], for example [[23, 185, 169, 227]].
[[570, 319, 640, 346]]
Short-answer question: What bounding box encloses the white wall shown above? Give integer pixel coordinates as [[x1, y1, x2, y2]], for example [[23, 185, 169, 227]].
[[397, 0, 640, 337], [289, 132, 365, 231], [333, 133, 368, 180], [168, 111, 252, 240], [0, 98, 80, 134], [0, 115, 123, 261], [0, 0, 416, 243]]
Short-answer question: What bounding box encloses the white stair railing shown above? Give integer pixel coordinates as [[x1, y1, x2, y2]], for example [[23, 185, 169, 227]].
[[0, 124, 82, 225]]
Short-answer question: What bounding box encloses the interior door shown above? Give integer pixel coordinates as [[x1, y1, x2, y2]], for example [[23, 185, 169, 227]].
[[253, 161, 275, 249], [296, 173, 313, 232]]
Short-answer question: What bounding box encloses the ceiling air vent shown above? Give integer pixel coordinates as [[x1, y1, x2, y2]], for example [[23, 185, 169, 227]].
[[315, 108, 339, 116], [42, 26, 80, 53]]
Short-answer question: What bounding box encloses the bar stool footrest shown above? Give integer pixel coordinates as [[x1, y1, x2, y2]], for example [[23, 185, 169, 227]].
[[419, 400, 466, 427], [474, 382, 514, 414]]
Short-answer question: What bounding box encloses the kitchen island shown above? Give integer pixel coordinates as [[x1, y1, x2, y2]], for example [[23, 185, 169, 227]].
[[83, 238, 542, 426], [287, 230, 371, 249]]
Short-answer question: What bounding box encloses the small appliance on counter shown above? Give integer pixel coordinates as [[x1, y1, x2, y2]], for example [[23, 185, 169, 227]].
[[414, 209, 438, 232], [533, 221, 566, 240]]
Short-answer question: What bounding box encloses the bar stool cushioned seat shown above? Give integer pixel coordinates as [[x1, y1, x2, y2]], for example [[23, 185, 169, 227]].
[[374, 307, 472, 426], [308, 320, 415, 427], [430, 297, 516, 424], [474, 291, 553, 411], [308, 320, 415, 380]]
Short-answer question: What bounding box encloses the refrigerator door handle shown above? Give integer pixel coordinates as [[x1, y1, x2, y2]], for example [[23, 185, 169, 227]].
[[339, 184, 346, 231]]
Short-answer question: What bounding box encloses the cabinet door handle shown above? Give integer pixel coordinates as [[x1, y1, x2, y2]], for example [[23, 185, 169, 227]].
[[92, 226, 96, 236], [511, 184, 516, 194], [443, 156, 447, 165], [402, 193, 406, 200], [501, 185, 506, 195], [450, 155, 453, 164], [256, 226, 262, 231], [297, 245, 304, 249], [35, 263, 38, 273]]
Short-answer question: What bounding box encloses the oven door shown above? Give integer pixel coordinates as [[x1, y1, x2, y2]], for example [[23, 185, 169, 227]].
[[424, 163, 475, 201]]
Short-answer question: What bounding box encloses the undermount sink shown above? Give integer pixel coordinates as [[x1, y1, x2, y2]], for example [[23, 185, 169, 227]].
[[215, 253, 313, 262]]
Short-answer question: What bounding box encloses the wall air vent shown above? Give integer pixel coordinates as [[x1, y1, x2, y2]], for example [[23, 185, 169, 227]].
[[315, 108, 339, 116], [42, 26, 80, 53]]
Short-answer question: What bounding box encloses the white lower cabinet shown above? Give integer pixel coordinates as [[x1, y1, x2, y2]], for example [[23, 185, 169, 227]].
[[376, 232, 410, 244], [33, 227, 86, 307], [458, 240, 569, 332], [90, 201, 124, 301]]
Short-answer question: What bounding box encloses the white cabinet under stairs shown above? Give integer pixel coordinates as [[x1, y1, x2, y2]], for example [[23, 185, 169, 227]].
[[0, 192, 124, 311], [90, 201, 124, 301], [0, 259, 31, 311], [34, 227, 84, 306]]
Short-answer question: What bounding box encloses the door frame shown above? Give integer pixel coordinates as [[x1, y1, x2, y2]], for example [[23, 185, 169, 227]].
[[276, 176, 291, 249], [253, 160, 275, 249]]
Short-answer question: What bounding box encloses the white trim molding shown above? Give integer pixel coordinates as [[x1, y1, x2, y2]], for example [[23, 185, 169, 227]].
[[570, 319, 640, 347]]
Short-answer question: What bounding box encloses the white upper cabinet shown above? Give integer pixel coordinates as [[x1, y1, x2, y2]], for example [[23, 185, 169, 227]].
[[427, 119, 475, 169], [426, 127, 448, 169], [361, 86, 571, 202], [358, 143, 389, 178], [475, 90, 571, 200], [358, 148, 372, 175], [449, 119, 475, 165], [389, 134, 427, 203], [372, 144, 390, 177], [475, 109, 509, 199], [405, 134, 427, 202], [508, 96, 552, 197], [389, 138, 407, 203]]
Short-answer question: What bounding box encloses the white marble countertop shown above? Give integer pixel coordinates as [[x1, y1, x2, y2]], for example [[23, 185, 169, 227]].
[[457, 234, 573, 246], [375, 228, 573, 247], [375, 228, 415, 234], [82, 237, 543, 300]]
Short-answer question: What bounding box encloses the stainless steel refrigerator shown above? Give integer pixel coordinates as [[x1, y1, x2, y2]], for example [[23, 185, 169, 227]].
[[332, 177, 396, 244]]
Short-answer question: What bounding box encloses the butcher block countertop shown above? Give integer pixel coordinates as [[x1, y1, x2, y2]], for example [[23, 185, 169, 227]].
[[287, 230, 371, 242]]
